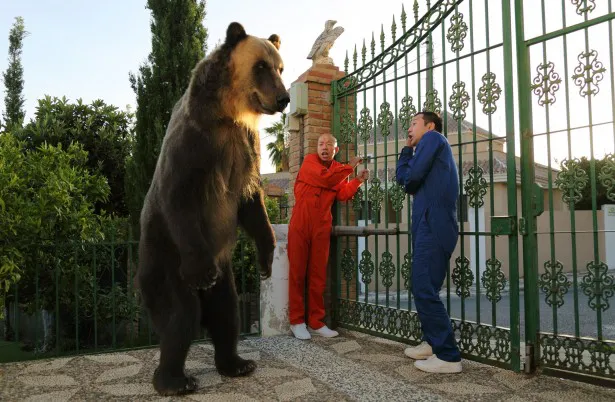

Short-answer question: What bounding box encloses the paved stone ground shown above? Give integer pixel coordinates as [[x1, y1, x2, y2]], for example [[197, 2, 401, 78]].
[[1, 329, 614, 401]]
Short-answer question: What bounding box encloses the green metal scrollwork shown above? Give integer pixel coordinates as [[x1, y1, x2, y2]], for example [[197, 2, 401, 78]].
[[464, 165, 488, 208], [377, 102, 394, 138], [379, 251, 395, 289], [399, 96, 417, 130], [446, 12, 467, 53], [388, 180, 406, 212], [598, 153, 615, 202], [572, 49, 606, 97], [571, 0, 596, 16], [453, 256, 473, 298], [476, 326, 492, 358], [449, 81, 470, 121], [451, 320, 512, 362], [401, 252, 411, 290], [531, 61, 562, 107], [581, 261, 615, 313], [359, 250, 374, 285], [477, 72, 502, 115], [555, 158, 588, 205], [352, 186, 364, 213], [423, 89, 442, 114], [539, 335, 614, 377], [538, 260, 570, 308], [368, 178, 385, 217], [481, 258, 507, 303], [339, 112, 356, 144], [341, 248, 355, 282], [358, 107, 373, 141]]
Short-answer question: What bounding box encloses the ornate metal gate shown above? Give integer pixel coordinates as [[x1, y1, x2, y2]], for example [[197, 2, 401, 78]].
[[330, 0, 615, 384], [515, 0, 615, 383]]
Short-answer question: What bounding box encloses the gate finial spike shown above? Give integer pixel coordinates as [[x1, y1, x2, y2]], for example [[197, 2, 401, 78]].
[[362, 39, 367, 65], [391, 15, 397, 42], [380, 24, 385, 52], [413, 0, 419, 22], [353, 44, 358, 70], [371, 32, 376, 59], [401, 4, 407, 32]]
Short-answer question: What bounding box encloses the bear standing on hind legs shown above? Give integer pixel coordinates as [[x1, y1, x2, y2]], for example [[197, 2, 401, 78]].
[[136, 22, 289, 397]]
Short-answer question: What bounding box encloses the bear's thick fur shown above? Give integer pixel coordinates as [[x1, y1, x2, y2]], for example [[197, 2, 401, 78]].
[[136, 22, 289, 396]]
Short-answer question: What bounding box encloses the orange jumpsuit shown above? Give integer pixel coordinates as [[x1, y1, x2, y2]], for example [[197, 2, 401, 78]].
[[288, 153, 362, 329]]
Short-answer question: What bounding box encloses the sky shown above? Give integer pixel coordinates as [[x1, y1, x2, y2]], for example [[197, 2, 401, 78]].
[[0, 0, 406, 174], [0, 0, 614, 174]]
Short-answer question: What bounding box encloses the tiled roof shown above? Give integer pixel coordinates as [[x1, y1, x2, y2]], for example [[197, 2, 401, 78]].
[[357, 111, 496, 145], [370, 156, 509, 183]]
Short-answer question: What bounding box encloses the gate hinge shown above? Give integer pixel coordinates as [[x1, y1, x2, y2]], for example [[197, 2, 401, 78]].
[[491, 216, 517, 236], [518, 217, 527, 236]]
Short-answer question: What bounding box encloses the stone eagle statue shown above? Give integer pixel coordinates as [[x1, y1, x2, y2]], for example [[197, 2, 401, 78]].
[[307, 20, 344, 65]]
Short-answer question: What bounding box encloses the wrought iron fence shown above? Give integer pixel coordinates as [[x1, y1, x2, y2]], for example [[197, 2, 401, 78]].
[[0, 230, 261, 363]]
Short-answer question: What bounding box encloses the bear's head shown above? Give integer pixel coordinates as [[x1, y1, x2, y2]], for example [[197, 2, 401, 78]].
[[189, 22, 289, 131], [225, 23, 289, 116]]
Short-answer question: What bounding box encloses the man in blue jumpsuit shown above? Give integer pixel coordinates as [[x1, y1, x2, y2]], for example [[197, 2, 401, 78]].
[[395, 111, 462, 373]]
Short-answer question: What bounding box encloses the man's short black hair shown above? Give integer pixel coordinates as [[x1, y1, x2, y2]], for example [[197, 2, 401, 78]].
[[415, 111, 443, 133]]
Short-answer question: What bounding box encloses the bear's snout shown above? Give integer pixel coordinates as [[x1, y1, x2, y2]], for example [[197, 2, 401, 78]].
[[276, 92, 290, 112]]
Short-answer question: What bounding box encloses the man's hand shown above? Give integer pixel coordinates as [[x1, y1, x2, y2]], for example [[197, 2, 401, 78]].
[[406, 136, 413, 148], [348, 155, 363, 168], [357, 169, 370, 182]]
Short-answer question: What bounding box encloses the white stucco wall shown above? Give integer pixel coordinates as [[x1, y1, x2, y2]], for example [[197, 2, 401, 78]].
[[259, 224, 291, 336]]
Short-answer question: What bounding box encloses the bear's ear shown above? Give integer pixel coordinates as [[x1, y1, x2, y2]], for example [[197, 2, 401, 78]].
[[267, 34, 281, 50], [225, 22, 247, 47]]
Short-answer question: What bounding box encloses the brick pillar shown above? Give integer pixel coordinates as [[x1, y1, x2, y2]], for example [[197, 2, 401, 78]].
[[286, 63, 361, 328], [287, 64, 345, 215]]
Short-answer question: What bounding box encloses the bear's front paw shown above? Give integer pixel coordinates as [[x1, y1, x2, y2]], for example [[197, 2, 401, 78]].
[[258, 248, 274, 279]]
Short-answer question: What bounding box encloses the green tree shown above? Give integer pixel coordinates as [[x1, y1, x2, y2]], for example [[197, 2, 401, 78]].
[[127, 0, 208, 229], [265, 113, 289, 172], [16, 96, 134, 217], [2, 16, 29, 131], [573, 156, 613, 210], [0, 133, 111, 319]]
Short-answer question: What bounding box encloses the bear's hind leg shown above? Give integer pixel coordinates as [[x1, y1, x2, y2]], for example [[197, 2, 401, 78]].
[[152, 290, 200, 396], [200, 268, 257, 377]]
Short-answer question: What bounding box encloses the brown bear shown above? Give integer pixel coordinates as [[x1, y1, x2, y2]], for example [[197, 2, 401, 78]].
[[136, 22, 289, 396]]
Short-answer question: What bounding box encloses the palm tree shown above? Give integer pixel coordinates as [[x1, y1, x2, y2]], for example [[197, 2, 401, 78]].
[[265, 113, 289, 172]]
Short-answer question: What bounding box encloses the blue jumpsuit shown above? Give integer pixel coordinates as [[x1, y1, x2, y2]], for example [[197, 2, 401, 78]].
[[395, 130, 461, 362]]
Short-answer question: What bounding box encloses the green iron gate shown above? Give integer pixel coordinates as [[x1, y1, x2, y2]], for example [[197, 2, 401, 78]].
[[330, 0, 615, 384], [515, 0, 615, 383]]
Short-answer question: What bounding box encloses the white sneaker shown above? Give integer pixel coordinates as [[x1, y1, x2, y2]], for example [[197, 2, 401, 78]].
[[290, 323, 311, 340], [308, 325, 339, 338], [414, 355, 462, 373], [404, 341, 433, 360]]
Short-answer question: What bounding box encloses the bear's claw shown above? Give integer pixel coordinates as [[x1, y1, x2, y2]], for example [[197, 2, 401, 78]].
[[216, 357, 257, 377], [153, 368, 198, 396]]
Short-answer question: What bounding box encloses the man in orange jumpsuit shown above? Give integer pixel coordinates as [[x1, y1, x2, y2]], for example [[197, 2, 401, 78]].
[[288, 133, 369, 339]]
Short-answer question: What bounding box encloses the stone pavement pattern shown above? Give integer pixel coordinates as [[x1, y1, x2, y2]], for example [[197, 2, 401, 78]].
[[1, 329, 614, 401]]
